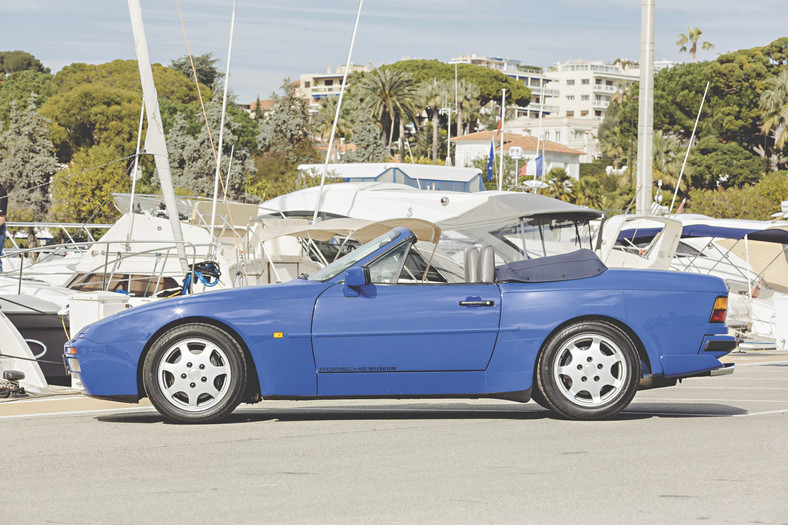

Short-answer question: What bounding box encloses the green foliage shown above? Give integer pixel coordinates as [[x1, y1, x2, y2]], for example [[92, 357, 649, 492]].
[[0, 69, 53, 125], [686, 136, 765, 189], [343, 114, 387, 163], [51, 144, 130, 224], [40, 60, 206, 163], [384, 59, 531, 107], [687, 171, 788, 220], [249, 79, 320, 200], [545, 168, 573, 202], [170, 53, 222, 88], [358, 68, 418, 146], [0, 99, 58, 221], [0, 50, 49, 75], [165, 92, 257, 199]]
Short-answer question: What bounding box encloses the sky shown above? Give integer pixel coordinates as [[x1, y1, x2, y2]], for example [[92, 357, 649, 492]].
[[1, 0, 786, 103]]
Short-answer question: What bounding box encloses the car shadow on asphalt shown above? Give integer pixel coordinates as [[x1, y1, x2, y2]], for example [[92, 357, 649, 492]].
[[96, 401, 747, 425]]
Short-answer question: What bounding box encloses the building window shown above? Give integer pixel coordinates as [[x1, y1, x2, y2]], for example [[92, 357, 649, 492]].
[[566, 111, 574, 117], [304, 81, 311, 88], [581, 95, 589, 101], [566, 79, 575, 85], [325, 79, 334, 86], [555, 131, 561, 142], [581, 79, 590, 85], [566, 95, 575, 101], [544, 132, 550, 141], [581, 110, 589, 116], [574, 130, 584, 140], [595, 110, 602, 117]]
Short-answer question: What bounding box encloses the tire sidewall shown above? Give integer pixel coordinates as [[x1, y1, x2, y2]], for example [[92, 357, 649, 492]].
[[143, 323, 247, 424], [537, 320, 640, 420]]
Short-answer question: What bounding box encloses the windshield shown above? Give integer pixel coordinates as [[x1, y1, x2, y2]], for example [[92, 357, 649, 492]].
[[307, 229, 401, 282]]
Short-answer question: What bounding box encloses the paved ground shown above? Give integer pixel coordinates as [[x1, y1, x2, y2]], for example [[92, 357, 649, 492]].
[[1, 351, 786, 524]]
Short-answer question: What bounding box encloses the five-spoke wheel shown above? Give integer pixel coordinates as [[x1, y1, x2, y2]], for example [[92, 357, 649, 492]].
[[536, 320, 640, 420], [143, 323, 247, 423]]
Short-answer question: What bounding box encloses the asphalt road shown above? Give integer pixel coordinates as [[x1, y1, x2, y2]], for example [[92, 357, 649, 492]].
[[1, 351, 787, 524]]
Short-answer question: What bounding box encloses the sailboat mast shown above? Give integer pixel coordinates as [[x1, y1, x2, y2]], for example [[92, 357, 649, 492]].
[[635, 0, 655, 214], [209, 0, 238, 242], [128, 0, 189, 272]]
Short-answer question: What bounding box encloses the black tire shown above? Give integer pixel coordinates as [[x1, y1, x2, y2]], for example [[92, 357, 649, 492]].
[[530, 388, 550, 410], [536, 320, 640, 420], [142, 323, 248, 424]]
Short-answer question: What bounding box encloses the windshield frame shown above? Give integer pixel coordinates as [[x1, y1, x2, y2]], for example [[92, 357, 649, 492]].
[[307, 228, 407, 282]]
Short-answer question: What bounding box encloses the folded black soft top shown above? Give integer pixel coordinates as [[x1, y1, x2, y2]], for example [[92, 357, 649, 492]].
[[495, 249, 607, 283]]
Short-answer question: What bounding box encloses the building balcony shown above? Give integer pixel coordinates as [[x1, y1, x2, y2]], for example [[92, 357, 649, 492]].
[[592, 84, 617, 94], [592, 100, 610, 109]]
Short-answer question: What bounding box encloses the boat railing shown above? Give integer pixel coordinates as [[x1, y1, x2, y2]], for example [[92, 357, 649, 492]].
[[2, 221, 113, 249], [1, 239, 216, 297]]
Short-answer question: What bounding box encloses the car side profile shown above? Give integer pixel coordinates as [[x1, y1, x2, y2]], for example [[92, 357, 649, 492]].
[[65, 227, 736, 423]]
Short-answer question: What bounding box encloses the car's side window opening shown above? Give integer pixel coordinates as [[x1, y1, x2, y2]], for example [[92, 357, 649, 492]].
[[367, 240, 456, 285]]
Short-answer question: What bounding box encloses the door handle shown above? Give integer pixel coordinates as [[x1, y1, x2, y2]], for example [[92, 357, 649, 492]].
[[459, 300, 495, 307]]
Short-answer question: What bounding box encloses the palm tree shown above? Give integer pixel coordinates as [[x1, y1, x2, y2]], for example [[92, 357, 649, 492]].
[[653, 131, 688, 194], [358, 69, 418, 155], [760, 70, 788, 169], [418, 79, 446, 162], [315, 96, 353, 143], [676, 28, 714, 62], [453, 79, 480, 137]]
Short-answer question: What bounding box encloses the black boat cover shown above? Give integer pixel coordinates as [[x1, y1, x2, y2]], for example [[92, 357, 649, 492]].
[[495, 249, 607, 283]]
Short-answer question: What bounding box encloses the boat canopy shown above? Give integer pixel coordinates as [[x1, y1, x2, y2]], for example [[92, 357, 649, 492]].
[[250, 217, 441, 244], [437, 192, 602, 231]]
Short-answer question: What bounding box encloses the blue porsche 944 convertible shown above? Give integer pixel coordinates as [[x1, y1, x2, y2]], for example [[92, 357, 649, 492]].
[[64, 226, 736, 423]]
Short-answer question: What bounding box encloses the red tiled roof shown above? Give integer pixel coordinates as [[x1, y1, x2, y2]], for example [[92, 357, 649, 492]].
[[248, 99, 275, 111], [451, 130, 584, 156]]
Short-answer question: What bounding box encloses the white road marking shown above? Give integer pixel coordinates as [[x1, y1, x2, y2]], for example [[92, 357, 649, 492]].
[[0, 406, 155, 420]]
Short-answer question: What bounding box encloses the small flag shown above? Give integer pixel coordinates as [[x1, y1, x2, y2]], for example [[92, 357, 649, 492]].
[[496, 106, 503, 133], [519, 163, 528, 179], [486, 138, 494, 181], [535, 155, 543, 176]]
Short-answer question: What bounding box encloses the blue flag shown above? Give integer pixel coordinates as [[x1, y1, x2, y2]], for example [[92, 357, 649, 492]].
[[535, 154, 543, 176], [486, 138, 494, 181]]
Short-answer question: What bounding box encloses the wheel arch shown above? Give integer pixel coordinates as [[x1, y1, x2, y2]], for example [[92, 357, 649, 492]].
[[136, 316, 262, 402], [534, 314, 652, 381]]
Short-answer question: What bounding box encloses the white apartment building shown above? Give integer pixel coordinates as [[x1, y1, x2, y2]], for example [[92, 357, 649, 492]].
[[297, 61, 376, 110], [547, 59, 639, 121], [450, 54, 559, 118]]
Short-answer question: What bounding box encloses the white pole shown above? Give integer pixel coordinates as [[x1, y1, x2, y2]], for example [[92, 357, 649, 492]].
[[498, 88, 506, 191], [636, 0, 655, 214], [670, 81, 710, 214], [454, 62, 458, 165], [312, 0, 364, 224], [128, 0, 189, 272], [209, 0, 238, 243], [126, 99, 145, 249]]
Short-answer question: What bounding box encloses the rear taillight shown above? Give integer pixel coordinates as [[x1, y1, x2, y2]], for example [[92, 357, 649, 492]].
[[709, 296, 728, 323]]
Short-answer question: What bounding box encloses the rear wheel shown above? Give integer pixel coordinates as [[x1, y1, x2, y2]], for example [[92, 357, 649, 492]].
[[536, 320, 640, 420], [143, 323, 248, 424]]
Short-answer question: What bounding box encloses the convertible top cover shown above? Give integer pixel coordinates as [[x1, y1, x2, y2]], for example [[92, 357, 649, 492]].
[[495, 249, 607, 283]]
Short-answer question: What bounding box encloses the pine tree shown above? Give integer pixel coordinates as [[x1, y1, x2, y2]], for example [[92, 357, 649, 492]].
[[0, 97, 58, 222], [343, 114, 387, 163]]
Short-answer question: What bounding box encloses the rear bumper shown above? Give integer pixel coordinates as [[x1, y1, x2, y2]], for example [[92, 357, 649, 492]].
[[704, 339, 738, 353], [710, 362, 735, 376]]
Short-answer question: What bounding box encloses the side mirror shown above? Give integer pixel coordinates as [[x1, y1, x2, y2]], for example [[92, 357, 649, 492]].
[[343, 266, 369, 297]]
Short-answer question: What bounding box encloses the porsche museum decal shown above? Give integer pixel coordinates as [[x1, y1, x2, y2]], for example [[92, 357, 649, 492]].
[[319, 366, 397, 373]]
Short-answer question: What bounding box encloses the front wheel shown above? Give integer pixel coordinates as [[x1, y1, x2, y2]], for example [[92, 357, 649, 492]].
[[536, 320, 640, 420], [143, 323, 248, 424]]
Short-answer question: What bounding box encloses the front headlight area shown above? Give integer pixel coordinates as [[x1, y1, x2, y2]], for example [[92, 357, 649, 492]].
[[64, 345, 81, 375]]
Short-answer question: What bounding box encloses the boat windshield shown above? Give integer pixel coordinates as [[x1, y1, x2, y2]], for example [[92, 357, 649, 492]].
[[307, 230, 401, 282]]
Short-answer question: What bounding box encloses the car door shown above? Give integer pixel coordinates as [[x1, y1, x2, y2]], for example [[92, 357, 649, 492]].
[[311, 241, 501, 395]]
